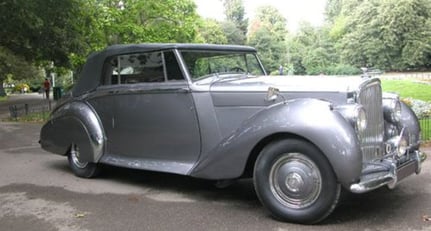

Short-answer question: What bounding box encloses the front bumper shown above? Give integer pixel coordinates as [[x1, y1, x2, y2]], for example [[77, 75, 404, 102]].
[[350, 150, 426, 193]]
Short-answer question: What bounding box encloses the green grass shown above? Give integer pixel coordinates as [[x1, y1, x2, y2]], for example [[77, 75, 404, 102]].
[[381, 80, 431, 102], [0, 96, 8, 101], [381, 79, 431, 141]]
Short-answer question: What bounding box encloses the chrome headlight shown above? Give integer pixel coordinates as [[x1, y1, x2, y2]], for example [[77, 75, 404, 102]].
[[335, 105, 367, 133], [383, 98, 401, 123], [356, 107, 367, 132]]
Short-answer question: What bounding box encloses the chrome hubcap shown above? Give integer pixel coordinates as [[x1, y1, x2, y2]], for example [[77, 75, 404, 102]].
[[71, 145, 88, 169], [269, 153, 322, 209], [285, 172, 304, 193]]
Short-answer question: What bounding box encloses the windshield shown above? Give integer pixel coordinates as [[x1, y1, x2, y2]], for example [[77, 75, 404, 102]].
[[180, 51, 266, 81]]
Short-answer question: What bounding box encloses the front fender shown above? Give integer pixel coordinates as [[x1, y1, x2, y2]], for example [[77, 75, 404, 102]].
[[400, 101, 421, 150], [40, 101, 105, 163], [190, 98, 362, 187]]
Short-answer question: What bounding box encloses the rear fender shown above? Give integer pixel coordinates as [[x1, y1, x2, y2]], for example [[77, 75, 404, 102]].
[[40, 101, 105, 163], [190, 98, 362, 187]]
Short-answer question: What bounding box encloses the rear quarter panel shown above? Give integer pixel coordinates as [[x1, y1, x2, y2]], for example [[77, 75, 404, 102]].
[[40, 101, 105, 163]]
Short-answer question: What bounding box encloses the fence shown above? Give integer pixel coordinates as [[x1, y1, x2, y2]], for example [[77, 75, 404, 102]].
[[8, 102, 52, 120], [420, 116, 431, 141]]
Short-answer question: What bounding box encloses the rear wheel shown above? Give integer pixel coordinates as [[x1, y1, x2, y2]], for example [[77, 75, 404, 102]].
[[67, 144, 100, 178], [253, 139, 340, 224]]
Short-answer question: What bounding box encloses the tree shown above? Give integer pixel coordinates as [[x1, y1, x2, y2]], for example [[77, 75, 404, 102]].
[[0, 0, 93, 68], [325, 0, 343, 23], [247, 5, 288, 73], [332, 0, 431, 70], [96, 0, 200, 44], [197, 19, 228, 44], [0, 47, 41, 96], [222, 0, 248, 44]]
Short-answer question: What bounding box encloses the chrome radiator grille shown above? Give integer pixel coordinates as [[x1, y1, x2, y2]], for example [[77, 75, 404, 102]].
[[357, 81, 384, 161]]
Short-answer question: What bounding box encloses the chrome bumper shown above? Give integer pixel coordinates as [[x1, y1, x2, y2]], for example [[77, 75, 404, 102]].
[[350, 150, 426, 193]]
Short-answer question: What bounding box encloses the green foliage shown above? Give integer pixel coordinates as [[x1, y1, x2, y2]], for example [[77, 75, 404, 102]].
[[325, 0, 343, 23], [96, 0, 200, 44], [2, 0, 431, 84], [0, 0, 92, 68], [197, 19, 228, 44], [287, 23, 339, 75], [335, 0, 431, 70], [281, 0, 431, 75], [222, 0, 248, 44], [13, 83, 30, 93], [0, 47, 41, 80], [324, 64, 361, 75], [0, 46, 43, 96], [247, 5, 288, 72]]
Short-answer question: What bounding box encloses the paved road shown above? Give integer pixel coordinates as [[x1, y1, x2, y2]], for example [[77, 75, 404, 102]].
[[1, 94, 431, 231]]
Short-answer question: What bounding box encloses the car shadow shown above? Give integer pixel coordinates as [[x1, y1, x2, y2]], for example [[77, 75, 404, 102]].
[[98, 165, 261, 206], [46, 159, 260, 206], [45, 159, 425, 225]]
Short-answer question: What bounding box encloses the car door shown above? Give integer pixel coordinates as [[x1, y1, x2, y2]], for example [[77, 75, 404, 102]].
[[88, 50, 201, 167]]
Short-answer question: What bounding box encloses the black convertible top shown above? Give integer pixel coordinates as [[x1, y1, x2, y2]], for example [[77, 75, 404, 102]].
[[72, 43, 257, 96]]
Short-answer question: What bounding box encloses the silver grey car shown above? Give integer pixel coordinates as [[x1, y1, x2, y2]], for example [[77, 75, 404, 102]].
[[40, 43, 425, 224]]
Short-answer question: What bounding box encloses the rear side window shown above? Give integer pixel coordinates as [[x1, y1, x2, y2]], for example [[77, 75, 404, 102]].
[[103, 51, 184, 85]]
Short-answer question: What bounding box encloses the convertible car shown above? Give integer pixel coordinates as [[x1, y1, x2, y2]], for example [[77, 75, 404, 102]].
[[40, 43, 425, 224]]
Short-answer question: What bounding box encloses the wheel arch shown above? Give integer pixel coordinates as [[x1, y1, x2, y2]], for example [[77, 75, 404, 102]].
[[40, 101, 105, 163], [242, 133, 309, 178], [240, 99, 363, 188]]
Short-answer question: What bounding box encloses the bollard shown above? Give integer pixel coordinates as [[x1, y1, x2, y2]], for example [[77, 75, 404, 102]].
[[9, 105, 18, 120]]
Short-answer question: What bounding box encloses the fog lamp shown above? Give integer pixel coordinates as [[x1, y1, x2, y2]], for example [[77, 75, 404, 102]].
[[397, 137, 408, 157]]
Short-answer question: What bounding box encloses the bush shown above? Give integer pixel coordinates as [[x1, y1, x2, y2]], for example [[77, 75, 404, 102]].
[[404, 98, 431, 118], [324, 64, 362, 75], [302, 64, 362, 76], [13, 83, 30, 93]]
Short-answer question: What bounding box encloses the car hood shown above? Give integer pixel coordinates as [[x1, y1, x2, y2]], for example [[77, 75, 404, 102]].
[[208, 75, 370, 93]]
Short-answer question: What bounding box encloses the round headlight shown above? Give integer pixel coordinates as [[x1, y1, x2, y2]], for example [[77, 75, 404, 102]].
[[356, 107, 367, 132], [393, 101, 402, 122], [383, 99, 401, 123]]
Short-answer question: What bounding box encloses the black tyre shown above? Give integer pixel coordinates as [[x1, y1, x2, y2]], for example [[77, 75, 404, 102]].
[[253, 139, 340, 224], [67, 144, 100, 178]]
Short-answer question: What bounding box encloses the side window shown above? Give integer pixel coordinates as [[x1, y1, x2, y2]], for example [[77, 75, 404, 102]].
[[164, 51, 185, 81], [103, 51, 185, 85], [104, 52, 165, 85]]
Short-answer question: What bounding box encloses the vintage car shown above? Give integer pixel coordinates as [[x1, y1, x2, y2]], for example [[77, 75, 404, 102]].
[[40, 43, 425, 224]]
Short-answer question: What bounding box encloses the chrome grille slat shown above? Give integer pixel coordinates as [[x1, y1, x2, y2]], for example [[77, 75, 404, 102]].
[[358, 81, 384, 161]]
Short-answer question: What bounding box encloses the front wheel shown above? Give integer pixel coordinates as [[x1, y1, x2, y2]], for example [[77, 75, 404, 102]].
[[67, 144, 100, 178], [253, 139, 340, 224]]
